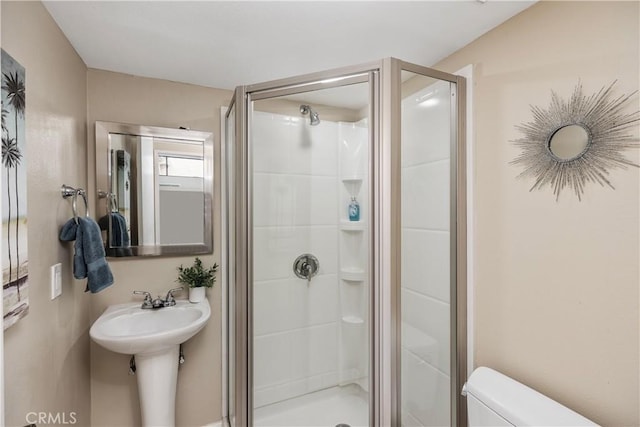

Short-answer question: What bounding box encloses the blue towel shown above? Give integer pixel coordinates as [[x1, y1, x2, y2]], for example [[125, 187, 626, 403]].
[[97, 212, 133, 256], [112, 212, 130, 247], [98, 212, 130, 247], [59, 217, 114, 293]]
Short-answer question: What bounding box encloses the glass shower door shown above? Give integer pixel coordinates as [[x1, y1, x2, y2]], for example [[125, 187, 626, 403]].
[[248, 78, 372, 427], [399, 68, 462, 426]]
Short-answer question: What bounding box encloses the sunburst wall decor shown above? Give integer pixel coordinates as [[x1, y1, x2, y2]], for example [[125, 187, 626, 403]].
[[511, 81, 640, 200]]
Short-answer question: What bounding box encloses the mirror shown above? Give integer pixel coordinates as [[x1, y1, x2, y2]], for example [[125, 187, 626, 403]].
[[548, 124, 590, 160], [512, 81, 640, 200], [95, 121, 213, 256]]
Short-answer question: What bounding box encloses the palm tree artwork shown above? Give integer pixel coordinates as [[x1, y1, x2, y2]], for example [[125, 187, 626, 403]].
[[1, 107, 11, 286], [2, 49, 29, 330]]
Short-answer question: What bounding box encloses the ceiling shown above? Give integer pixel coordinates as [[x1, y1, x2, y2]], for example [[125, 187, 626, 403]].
[[43, 1, 535, 92]]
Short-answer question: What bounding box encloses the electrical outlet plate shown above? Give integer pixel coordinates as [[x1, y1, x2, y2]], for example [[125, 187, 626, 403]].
[[51, 263, 62, 300]]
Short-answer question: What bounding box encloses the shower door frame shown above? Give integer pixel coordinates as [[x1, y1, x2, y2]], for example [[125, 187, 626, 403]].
[[389, 59, 468, 426], [223, 57, 467, 427]]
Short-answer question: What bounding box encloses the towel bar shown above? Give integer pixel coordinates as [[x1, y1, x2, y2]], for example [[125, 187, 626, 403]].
[[61, 184, 90, 223]]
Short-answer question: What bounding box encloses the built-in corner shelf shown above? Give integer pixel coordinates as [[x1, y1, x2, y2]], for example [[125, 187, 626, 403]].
[[341, 177, 363, 185], [341, 315, 364, 325], [340, 267, 365, 282], [340, 220, 365, 232], [341, 177, 363, 197]]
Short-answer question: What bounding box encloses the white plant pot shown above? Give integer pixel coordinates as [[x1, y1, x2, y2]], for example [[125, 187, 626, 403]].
[[189, 287, 206, 303]]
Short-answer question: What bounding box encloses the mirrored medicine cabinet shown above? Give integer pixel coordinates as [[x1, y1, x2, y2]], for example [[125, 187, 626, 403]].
[[95, 121, 213, 257]]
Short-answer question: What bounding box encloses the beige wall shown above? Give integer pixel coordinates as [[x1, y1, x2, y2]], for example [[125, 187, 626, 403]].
[[1, 1, 91, 426], [435, 2, 639, 425], [86, 69, 232, 426]]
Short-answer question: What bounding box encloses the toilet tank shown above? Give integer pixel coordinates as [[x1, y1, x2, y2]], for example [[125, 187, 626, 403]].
[[463, 367, 599, 427]]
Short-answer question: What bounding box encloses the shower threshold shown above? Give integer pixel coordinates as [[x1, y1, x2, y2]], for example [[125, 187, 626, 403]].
[[253, 384, 368, 427]]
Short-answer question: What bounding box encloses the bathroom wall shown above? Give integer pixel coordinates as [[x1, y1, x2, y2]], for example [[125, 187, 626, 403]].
[[251, 109, 370, 409], [251, 110, 341, 407], [1, 1, 91, 425], [435, 2, 639, 425], [400, 79, 452, 427], [86, 69, 231, 426]]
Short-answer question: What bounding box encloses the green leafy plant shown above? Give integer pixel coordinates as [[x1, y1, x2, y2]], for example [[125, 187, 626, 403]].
[[176, 257, 219, 288]]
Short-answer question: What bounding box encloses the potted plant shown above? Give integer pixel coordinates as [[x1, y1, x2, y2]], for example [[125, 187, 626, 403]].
[[176, 257, 219, 303]]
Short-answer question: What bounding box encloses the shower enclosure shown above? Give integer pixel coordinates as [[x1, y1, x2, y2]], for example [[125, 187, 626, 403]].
[[223, 58, 466, 426]]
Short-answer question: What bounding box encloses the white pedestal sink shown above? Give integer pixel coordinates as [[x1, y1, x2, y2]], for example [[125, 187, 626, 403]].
[[90, 300, 210, 427]]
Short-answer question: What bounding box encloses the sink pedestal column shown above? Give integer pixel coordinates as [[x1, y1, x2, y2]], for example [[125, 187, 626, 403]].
[[136, 345, 180, 427]]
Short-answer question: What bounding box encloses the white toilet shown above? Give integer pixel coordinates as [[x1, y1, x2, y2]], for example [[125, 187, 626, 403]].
[[463, 367, 599, 426]]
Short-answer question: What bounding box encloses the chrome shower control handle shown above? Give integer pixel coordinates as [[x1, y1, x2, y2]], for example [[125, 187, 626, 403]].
[[300, 262, 312, 284], [293, 254, 319, 284]]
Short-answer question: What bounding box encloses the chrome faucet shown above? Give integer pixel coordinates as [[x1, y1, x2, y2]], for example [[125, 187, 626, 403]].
[[150, 296, 165, 309], [164, 287, 184, 307], [133, 291, 154, 309], [133, 287, 184, 309]]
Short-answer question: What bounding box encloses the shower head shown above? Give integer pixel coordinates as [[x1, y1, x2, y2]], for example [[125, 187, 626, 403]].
[[309, 110, 320, 126], [300, 104, 320, 126]]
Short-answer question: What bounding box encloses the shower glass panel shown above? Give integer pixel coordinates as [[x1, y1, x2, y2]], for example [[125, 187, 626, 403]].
[[250, 81, 371, 427], [399, 70, 460, 426], [224, 59, 466, 427]]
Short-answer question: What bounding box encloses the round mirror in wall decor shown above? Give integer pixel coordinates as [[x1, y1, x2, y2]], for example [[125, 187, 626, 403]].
[[511, 81, 640, 200], [548, 124, 590, 161]]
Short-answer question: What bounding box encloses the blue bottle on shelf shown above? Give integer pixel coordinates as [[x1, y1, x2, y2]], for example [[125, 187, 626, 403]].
[[348, 196, 360, 222]]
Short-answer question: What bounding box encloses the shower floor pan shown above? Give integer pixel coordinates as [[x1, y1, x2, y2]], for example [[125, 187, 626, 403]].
[[254, 384, 368, 427]]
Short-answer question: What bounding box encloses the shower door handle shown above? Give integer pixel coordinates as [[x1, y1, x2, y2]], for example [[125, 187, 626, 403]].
[[293, 254, 319, 284]]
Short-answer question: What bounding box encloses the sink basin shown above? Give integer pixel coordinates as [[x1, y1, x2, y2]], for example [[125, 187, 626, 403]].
[[90, 299, 210, 355]]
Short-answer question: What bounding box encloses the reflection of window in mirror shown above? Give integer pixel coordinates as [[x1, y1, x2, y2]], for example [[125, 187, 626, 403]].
[[157, 155, 204, 178], [153, 143, 205, 246]]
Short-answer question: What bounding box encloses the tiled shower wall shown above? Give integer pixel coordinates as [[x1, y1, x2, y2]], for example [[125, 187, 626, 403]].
[[252, 112, 341, 408], [251, 88, 451, 419], [401, 80, 452, 427]]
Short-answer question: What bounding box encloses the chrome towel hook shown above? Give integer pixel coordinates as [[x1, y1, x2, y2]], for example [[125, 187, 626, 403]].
[[98, 190, 119, 213], [61, 184, 90, 224]]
